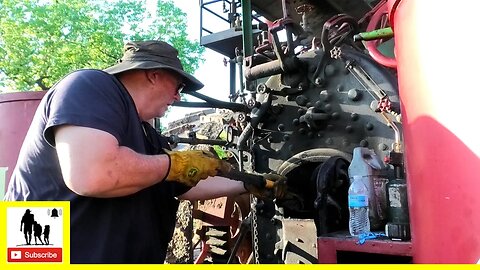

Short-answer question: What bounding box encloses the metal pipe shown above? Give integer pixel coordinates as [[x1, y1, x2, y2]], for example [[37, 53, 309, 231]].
[[354, 27, 393, 41], [229, 59, 236, 102], [237, 123, 252, 151], [172, 101, 249, 113], [168, 135, 227, 146], [380, 112, 402, 153], [230, 0, 237, 28], [244, 59, 283, 80], [237, 93, 272, 150], [277, 148, 352, 176], [241, 0, 253, 58], [281, 0, 295, 53], [237, 55, 244, 97], [200, 0, 204, 39], [177, 90, 250, 112]]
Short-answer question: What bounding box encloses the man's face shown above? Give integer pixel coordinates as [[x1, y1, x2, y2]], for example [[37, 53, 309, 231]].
[[145, 69, 183, 119]]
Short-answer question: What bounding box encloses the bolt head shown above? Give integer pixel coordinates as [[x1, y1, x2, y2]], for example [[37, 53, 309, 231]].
[[366, 122, 374, 131], [257, 84, 267, 93], [320, 90, 330, 101], [360, 139, 369, 147], [348, 89, 362, 101], [350, 113, 359, 121]]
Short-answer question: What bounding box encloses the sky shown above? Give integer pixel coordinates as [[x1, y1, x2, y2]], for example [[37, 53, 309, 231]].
[[159, 0, 232, 127]]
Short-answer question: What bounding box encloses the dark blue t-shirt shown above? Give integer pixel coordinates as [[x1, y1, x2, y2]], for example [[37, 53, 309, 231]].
[[4, 69, 189, 263]]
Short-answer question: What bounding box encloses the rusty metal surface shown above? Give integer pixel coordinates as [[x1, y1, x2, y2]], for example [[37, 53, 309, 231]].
[[194, 197, 234, 226], [280, 219, 318, 264], [251, 0, 375, 20]]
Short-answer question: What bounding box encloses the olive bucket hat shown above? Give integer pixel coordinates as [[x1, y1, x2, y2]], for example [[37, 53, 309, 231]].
[[104, 40, 204, 92]]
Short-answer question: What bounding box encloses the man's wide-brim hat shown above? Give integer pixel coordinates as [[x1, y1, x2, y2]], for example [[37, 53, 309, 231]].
[[104, 40, 204, 92]]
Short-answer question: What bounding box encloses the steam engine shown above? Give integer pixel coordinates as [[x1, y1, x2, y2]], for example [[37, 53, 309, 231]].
[[173, 0, 408, 263]]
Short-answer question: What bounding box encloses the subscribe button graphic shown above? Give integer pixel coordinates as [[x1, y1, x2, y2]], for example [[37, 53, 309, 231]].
[[8, 248, 62, 263]]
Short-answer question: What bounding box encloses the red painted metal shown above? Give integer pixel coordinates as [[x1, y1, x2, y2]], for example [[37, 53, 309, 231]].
[[365, 1, 396, 68], [0, 91, 46, 191], [389, 0, 480, 263], [317, 233, 412, 263], [194, 240, 210, 264], [194, 197, 236, 226]]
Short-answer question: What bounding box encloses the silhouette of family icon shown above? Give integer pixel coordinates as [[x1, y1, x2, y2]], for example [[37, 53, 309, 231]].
[[20, 209, 51, 245]]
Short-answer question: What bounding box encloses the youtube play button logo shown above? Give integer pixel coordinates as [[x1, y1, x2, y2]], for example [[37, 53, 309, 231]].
[[10, 250, 22, 260]]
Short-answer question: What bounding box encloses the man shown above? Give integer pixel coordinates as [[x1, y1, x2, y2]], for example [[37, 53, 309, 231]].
[[20, 209, 34, 245], [4, 40, 284, 263]]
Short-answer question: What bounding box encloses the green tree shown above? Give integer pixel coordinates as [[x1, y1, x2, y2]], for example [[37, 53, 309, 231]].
[[0, 0, 204, 92]]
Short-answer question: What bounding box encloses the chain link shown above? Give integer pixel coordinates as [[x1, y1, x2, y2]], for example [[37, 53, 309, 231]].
[[251, 195, 260, 264]]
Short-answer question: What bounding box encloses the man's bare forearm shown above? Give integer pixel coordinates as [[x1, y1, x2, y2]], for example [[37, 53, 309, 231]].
[[55, 125, 170, 198]]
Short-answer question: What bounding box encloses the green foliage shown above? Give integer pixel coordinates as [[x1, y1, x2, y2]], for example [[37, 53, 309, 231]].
[[0, 0, 204, 91]]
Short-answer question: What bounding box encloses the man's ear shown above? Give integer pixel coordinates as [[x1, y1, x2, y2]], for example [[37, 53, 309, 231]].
[[145, 70, 157, 84]]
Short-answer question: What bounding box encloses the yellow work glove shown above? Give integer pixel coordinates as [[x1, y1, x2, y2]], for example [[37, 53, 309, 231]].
[[244, 173, 287, 200], [165, 150, 225, 186]]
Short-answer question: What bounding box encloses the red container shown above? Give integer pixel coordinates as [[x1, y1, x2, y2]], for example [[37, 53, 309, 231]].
[[389, 0, 480, 263], [0, 91, 46, 193]]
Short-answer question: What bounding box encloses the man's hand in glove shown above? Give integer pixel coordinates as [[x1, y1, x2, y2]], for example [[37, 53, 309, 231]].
[[165, 150, 227, 186], [244, 173, 287, 200]]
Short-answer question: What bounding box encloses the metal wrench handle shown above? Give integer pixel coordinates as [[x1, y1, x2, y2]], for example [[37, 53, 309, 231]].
[[219, 164, 275, 189]]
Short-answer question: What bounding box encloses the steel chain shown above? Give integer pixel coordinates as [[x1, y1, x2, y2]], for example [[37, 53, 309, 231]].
[[251, 195, 260, 263]]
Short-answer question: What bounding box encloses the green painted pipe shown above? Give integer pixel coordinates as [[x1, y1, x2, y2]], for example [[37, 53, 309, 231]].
[[354, 27, 393, 41], [241, 0, 253, 57]]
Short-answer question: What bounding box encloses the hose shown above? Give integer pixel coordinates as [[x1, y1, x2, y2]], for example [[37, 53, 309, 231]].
[[277, 148, 352, 176]]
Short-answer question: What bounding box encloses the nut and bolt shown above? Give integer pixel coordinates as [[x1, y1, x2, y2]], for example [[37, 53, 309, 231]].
[[237, 113, 246, 122], [257, 83, 268, 93], [325, 64, 336, 77], [366, 122, 374, 131], [319, 90, 330, 101], [296, 95, 309, 106], [247, 98, 257, 108], [348, 88, 362, 101], [350, 113, 359, 121]]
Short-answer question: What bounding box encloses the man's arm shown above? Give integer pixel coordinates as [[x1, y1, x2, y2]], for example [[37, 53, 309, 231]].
[[177, 176, 246, 201], [55, 125, 170, 198]]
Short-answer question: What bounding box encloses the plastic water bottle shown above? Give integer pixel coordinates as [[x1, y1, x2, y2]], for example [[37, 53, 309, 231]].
[[348, 175, 371, 236], [348, 147, 388, 230]]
